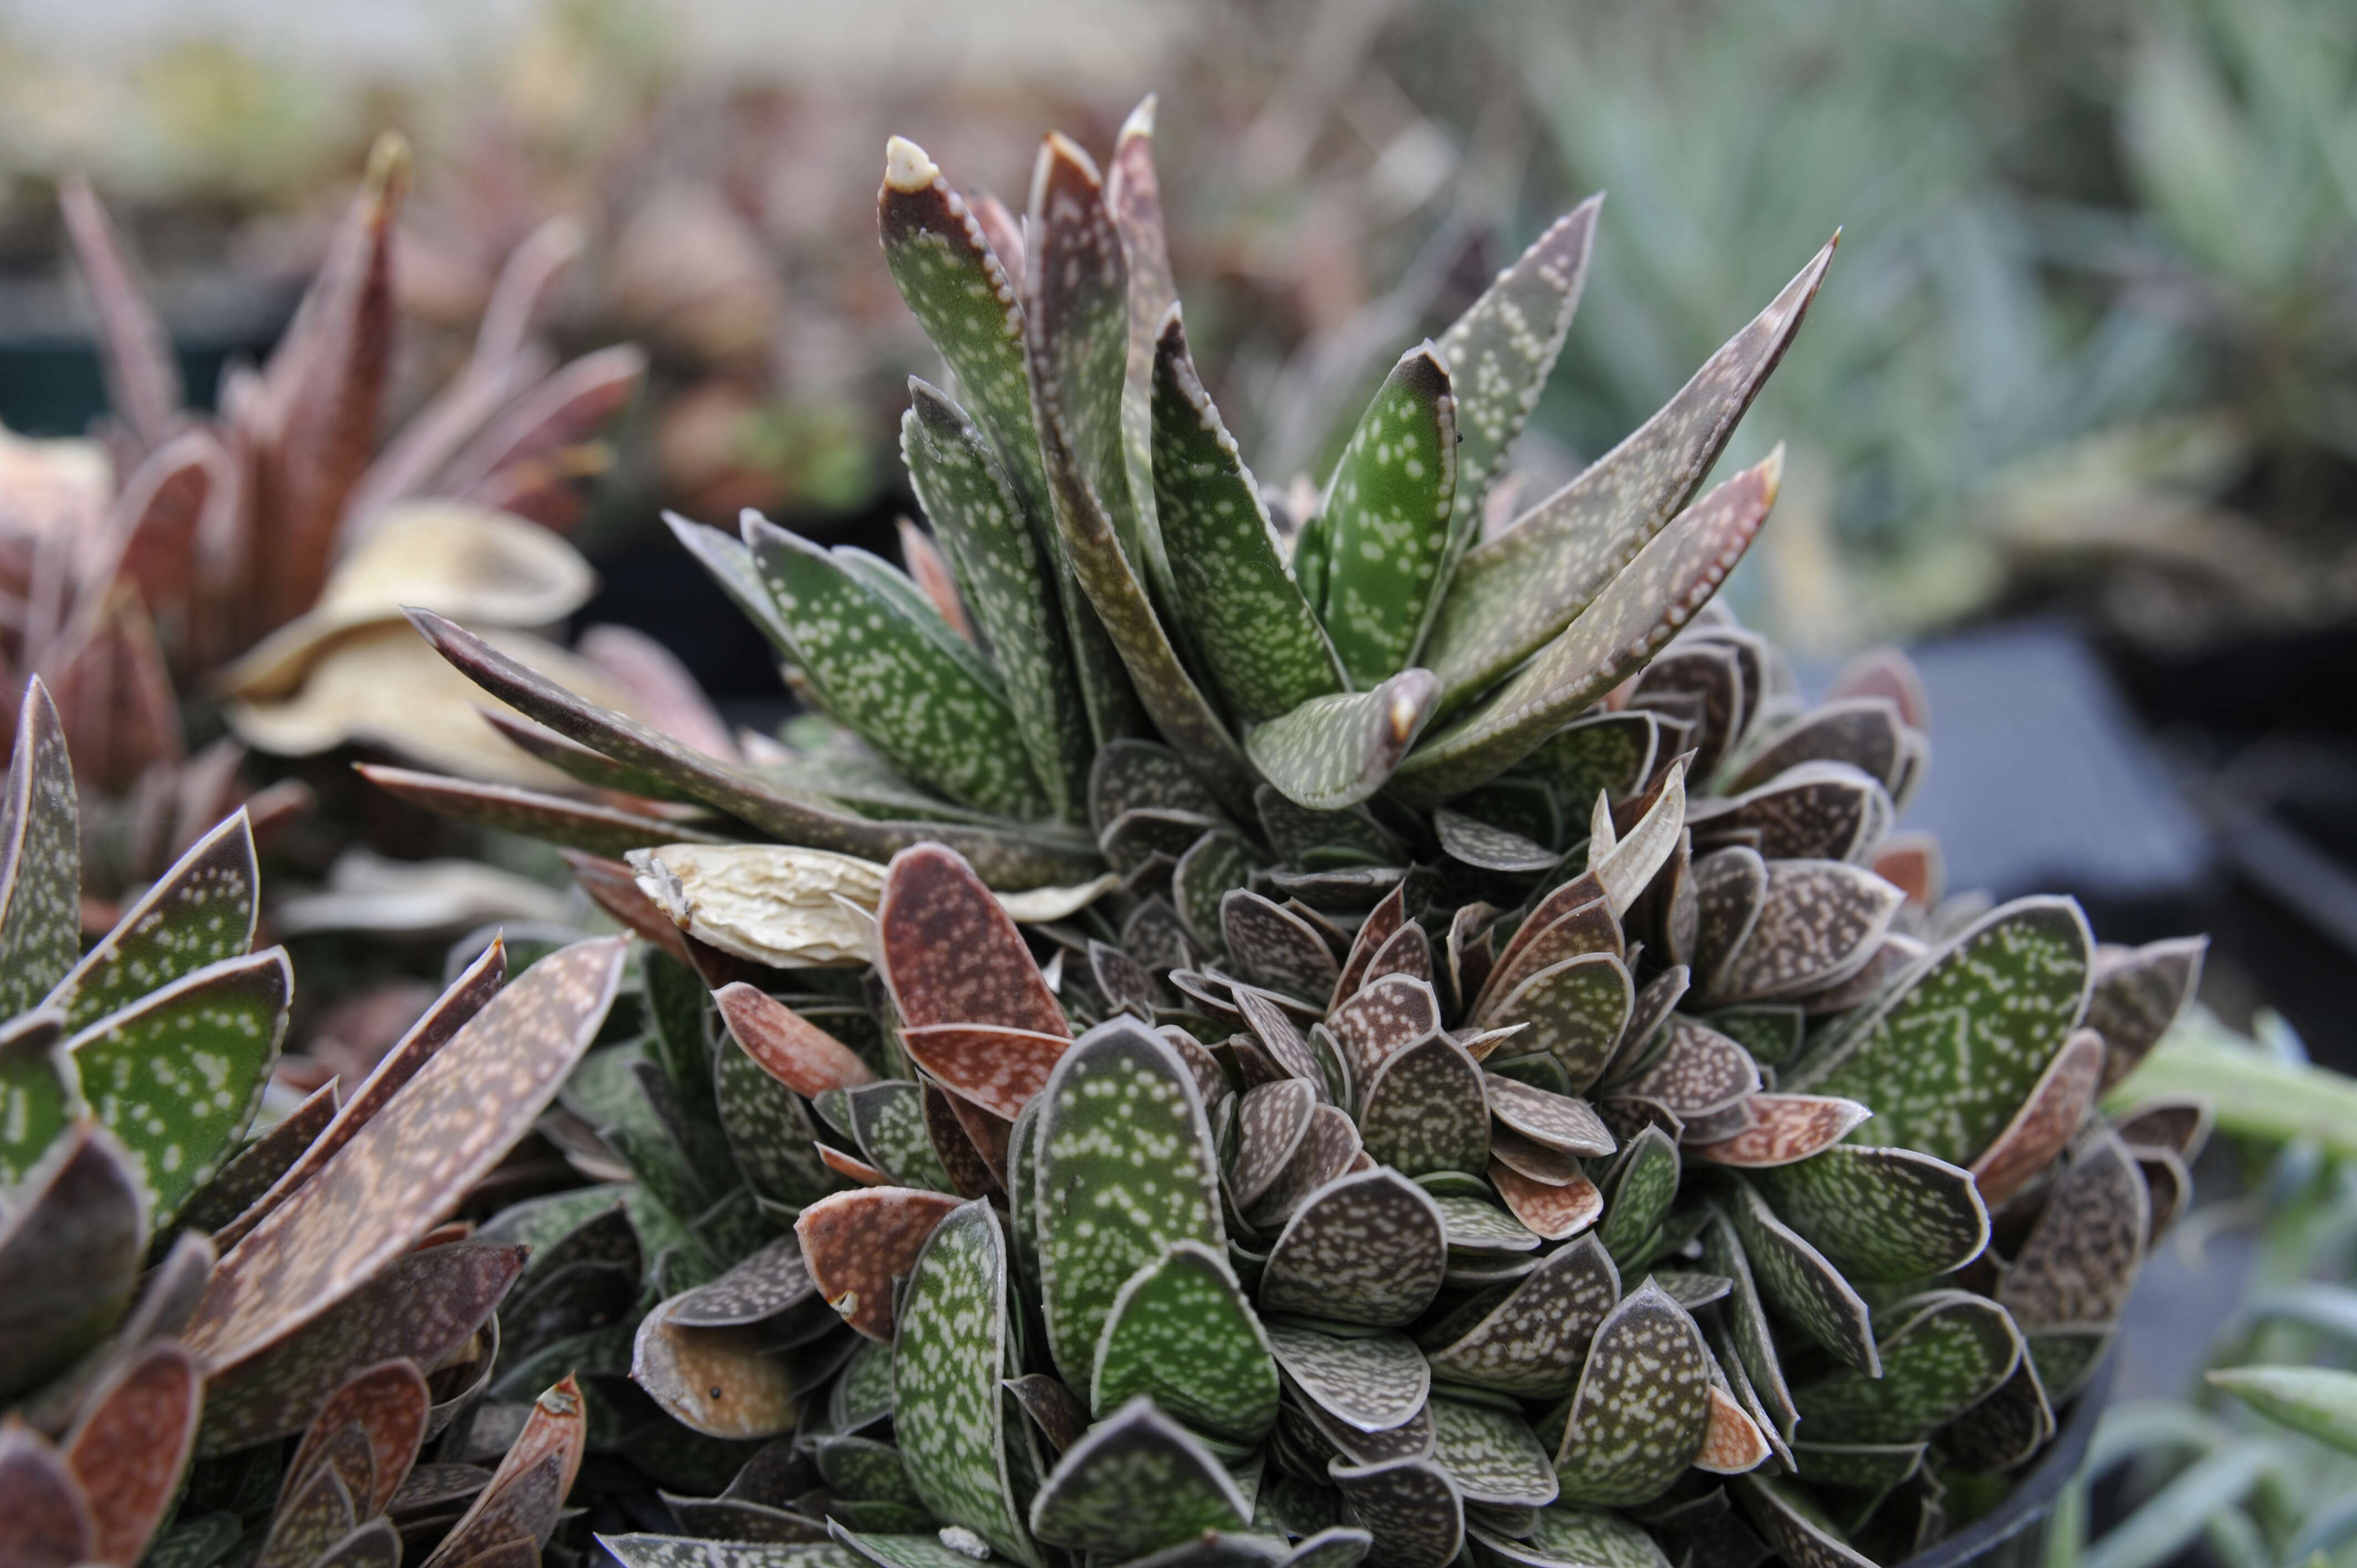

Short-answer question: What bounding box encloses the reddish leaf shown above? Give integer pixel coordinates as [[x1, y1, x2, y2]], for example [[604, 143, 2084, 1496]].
[[61, 1340, 199, 1565], [1969, 1030, 2106, 1207], [1693, 1385, 1772, 1475], [356, 764, 732, 861], [418, 1375, 587, 1567], [876, 844, 1067, 1036], [1490, 1162, 1603, 1241], [283, 1360, 430, 1518], [59, 177, 182, 450], [793, 1187, 961, 1342], [559, 851, 695, 967], [1690, 1095, 1874, 1169], [899, 1023, 1072, 1121], [714, 983, 878, 1097], [0, 1422, 92, 1568], [213, 940, 508, 1251], [184, 939, 620, 1376]]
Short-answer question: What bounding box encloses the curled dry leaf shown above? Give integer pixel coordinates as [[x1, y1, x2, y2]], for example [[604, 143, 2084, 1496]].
[[631, 844, 886, 967]]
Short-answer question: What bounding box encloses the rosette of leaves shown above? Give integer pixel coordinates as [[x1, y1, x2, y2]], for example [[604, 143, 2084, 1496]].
[[0, 674, 629, 1567], [352, 102, 2209, 1568]]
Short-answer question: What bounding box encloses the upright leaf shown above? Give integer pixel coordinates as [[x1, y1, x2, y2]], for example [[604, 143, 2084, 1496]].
[[1422, 238, 1833, 706], [1150, 310, 1346, 722], [0, 680, 81, 1017], [46, 811, 259, 1034], [0, 1010, 73, 1188], [1316, 344, 1459, 684]]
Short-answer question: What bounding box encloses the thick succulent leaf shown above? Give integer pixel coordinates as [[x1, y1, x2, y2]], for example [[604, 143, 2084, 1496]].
[[1259, 1169, 1447, 1326], [1786, 1440, 1923, 1495], [1693, 1386, 1774, 1476], [606, 1538, 856, 1568], [1435, 201, 1600, 550], [1793, 1291, 2021, 1444], [1480, 902, 1623, 1020], [355, 765, 730, 859], [878, 844, 1070, 1036], [715, 984, 878, 1099], [1691, 762, 1890, 863], [1699, 1215, 1798, 1442], [1423, 240, 1831, 706], [1265, 1321, 1429, 1433], [2086, 936, 2207, 1090], [1995, 1128, 2148, 1329], [1689, 1096, 1874, 1169], [1730, 700, 1908, 796], [1316, 344, 1458, 684], [882, 1200, 1038, 1564], [1225, 893, 1344, 1006], [904, 381, 1087, 819], [417, 1375, 586, 1568], [1430, 1396, 1559, 1509], [1232, 1080, 1317, 1209], [794, 1187, 960, 1343], [1550, 1281, 1710, 1507], [258, 1463, 357, 1568], [406, 612, 1099, 889], [66, 949, 290, 1225], [1028, 1397, 1251, 1556], [1621, 1017, 1759, 1119], [1704, 860, 1904, 1007], [1435, 811, 1557, 874], [632, 1298, 799, 1439], [1245, 1105, 1363, 1231], [1731, 1476, 1877, 1568], [282, 1359, 430, 1516], [1490, 1163, 1604, 1242], [1596, 1126, 1680, 1268], [0, 1010, 73, 1188], [1328, 1456, 1464, 1568], [60, 1339, 202, 1566], [843, 1081, 954, 1192], [1486, 1076, 1616, 1159], [1481, 1505, 1670, 1568], [1092, 1240, 1279, 1444], [1358, 1033, 1491, 1176], [182, 939, 621, 1377], [46, 810, 259, 1032], [1969, 1028, 2106, 1206], [1394, 456, 1780, 805], [746, 516, 1043, 817], [1797, 896, 2093, 1164], [1022, 135, 1254, 809], [196, 1241, 522, 1453], [2208, 1366, 2357, 1458], [1485, 956, 1631, 1095], [1151, 310, 1346, 722], [213, 942, 507, 1252], [0, 1421, 94, 1568], [1034, 1019, 1224, 1395], [1933, 1351, 2054, 1473], [1247, 671, 1440, 811], [1423, 1235, 1620, 1398], [1712, 1182, 1879, 1375], [0, 680, 81, 1016]]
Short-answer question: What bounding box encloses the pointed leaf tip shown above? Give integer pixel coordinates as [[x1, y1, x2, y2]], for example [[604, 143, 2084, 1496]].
[[884, 136, 940, 193]]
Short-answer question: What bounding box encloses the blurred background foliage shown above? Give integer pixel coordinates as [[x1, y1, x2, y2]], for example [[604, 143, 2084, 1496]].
[[0, 0, 2349, 657]]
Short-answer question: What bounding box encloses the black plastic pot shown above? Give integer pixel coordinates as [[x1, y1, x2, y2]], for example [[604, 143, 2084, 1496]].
[[1897, 1354, 2114, 1568]]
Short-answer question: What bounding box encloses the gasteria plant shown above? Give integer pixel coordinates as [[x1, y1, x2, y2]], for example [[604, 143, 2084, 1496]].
[[372, 103, 2211, 1568], [0, 677, 629, 1568]]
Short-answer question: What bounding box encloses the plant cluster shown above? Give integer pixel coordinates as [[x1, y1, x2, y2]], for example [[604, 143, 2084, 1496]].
[[325, 104, 2221, 1568]]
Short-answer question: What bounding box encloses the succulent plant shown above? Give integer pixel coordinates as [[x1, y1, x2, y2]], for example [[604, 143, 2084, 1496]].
[[0, 672, 630, 1567], [341, 104, 2221, 1568]]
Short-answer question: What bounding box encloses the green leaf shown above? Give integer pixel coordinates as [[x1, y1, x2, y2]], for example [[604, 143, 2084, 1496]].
[[1090, 1240, 1279, 1445], [1327, 1457, 1464, 1568], [1357, 1034, 1490, 1177], [2207, 1365, 2357, 1458], [892, 1198, 1039, 1565], [0, 1009, 73, 1188], [175, 1076, 339, 1235], [1265, 1321, 1429, 1432], [1149, 310, 1346, 723], [2101, 1023, 2357, 1158], [1484, 955, 1634, 1094], [405, 612, 1100, 891], [904, 380, 1089, 821], [67, 949, 291, 1226], [1034, 1018, 1224, 1396], [644, 952, 717, 1125], [1700, 1216, 1798, 1441], [1028, 1398, 1251, 1557], [1022, 135, 1254, 811], [1746, 1145, 1989, 1282], [1596, 1127, 1680, 1270], [1550, 1281, 1711, 1508], [1486, 1505, 1671, 1568], [845, 1082, 956, 1193], [745, 518, 1044, 819], [606, 1537, 857, 1568], [1430, 1396, 1559, 1509], [1422, 240, 1832, 708], [1798, 896, 2093, 1165], [713, 1035, 843, 1209], [46, 809, 259, 1033], [1732, 1475, 1877, 1568], [1794, 1290, 2023, 1443], [1712, 1180, 1879, 1375], [1393, 456, 1781, 806], [0, 678, 82, 1016], [1246, 672, 1440, 811], [1516, 714, 1659, 816], [1258, 1169, 1448, 1327], [1316, 344, 1459, 685], [1434, 202, 1600, 551]]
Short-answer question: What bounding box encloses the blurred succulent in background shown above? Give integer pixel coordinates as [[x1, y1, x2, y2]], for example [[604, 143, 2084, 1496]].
[[0, 133, 648, 909], [341, 102, 2225, 1568], [0, 669, 628, 1566]]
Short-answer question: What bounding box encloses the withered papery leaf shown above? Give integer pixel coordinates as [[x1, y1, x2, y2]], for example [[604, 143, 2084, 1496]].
[[183, 939, 621, 1375]]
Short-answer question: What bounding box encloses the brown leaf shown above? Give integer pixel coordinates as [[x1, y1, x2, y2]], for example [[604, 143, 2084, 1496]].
[[876, 844, 1067, 1036], [356, 764, 730, 859], [559, 850, 694, 966], [282, 1360, 430, 1518], [59, 177, 182, 451], [183, 939, 620, 1375], [0, 1421, 92, 1568], [1692, 1385, 1772, 1475], [630, 1305, 798, 1441], [1690, 1095, 1874, 1169], [61, 1340, 199, 1565], [714, 983, 878, 1097], [214, 941, 507, 1252], [575, 623, 736, 762], [418, 1375, 586, 1567], [1970, 1030, 2107, 1208], [39, 587, 182, 795], [899, 1023, 1071, 1121], [792, 1187, 961, 1342], [1490, 1161, 1603, 1241]]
